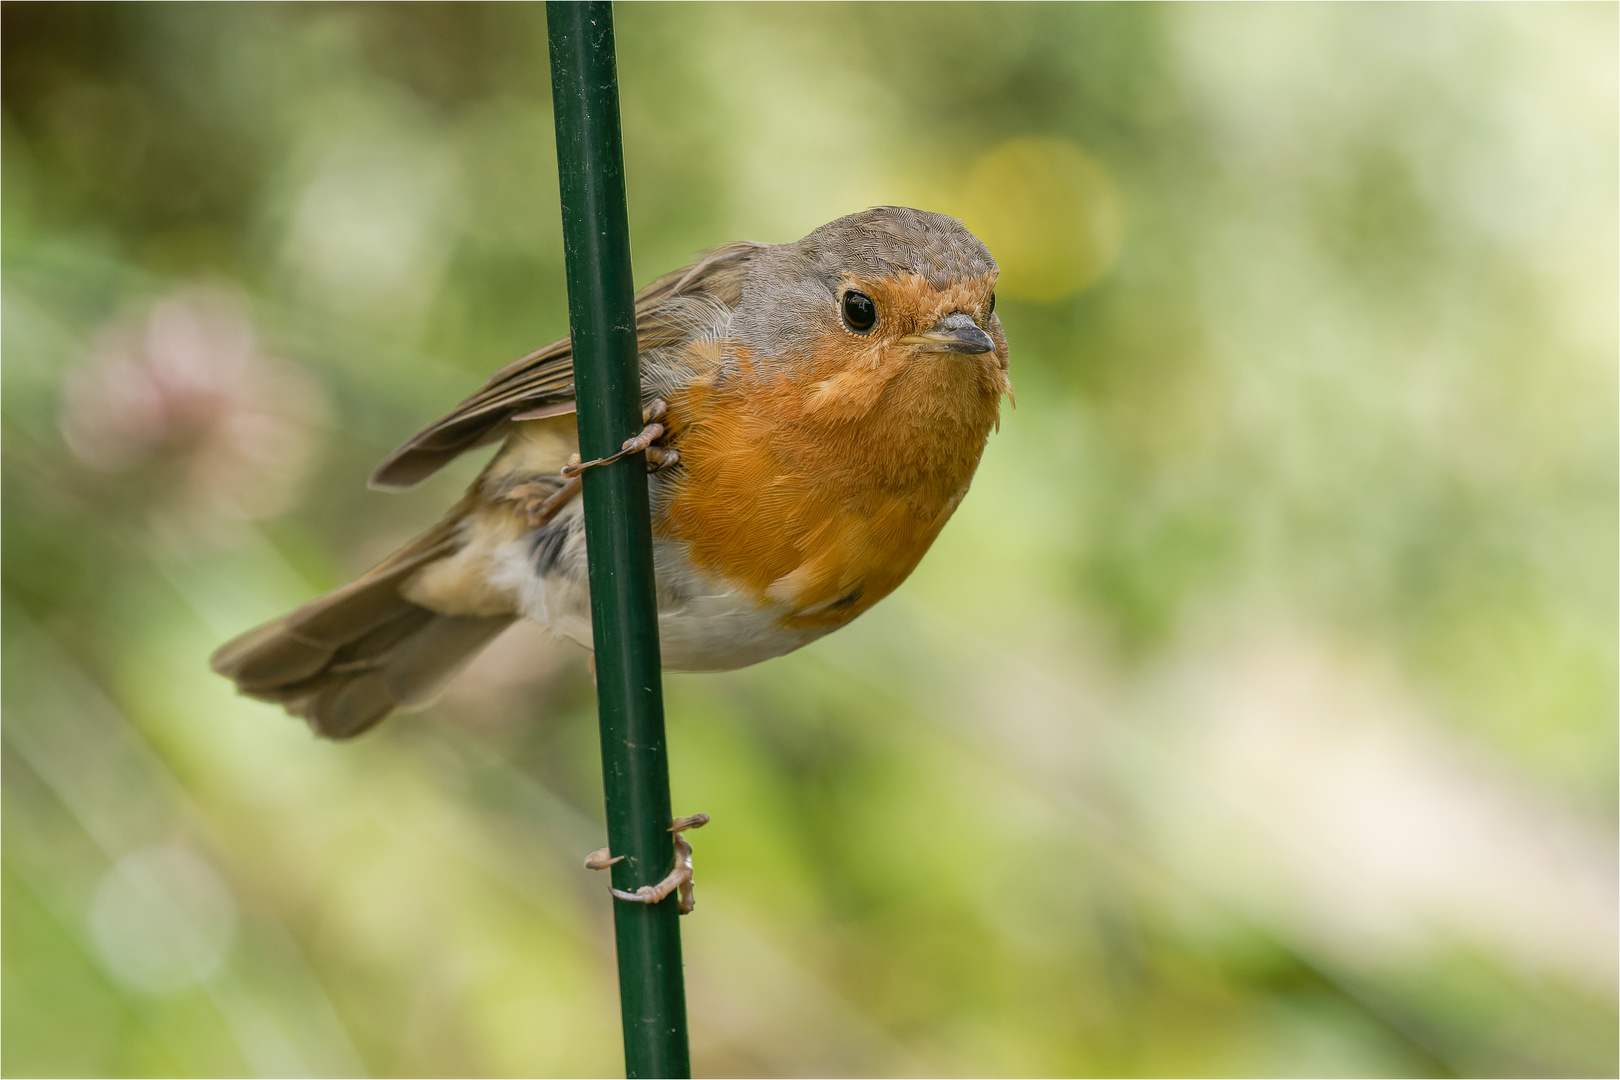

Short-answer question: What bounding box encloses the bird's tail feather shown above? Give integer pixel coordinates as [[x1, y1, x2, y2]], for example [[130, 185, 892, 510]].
[[210, 495, 513, 739]]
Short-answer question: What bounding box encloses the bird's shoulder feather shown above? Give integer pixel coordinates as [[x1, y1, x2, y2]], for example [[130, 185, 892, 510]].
[[369, 240, 763, 488]]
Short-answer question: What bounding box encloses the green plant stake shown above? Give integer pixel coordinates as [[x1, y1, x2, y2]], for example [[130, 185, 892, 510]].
[[546, 3, 691, 1076]]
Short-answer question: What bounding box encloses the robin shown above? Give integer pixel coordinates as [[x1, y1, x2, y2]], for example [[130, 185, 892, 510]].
[[211, 206, 1012, 739]]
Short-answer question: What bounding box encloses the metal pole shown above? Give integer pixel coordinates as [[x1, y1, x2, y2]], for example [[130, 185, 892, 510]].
[[546, 4, 691, 1077]]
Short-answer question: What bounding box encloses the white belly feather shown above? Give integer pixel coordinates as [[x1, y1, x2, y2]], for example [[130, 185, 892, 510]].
[[485, 497, 822, 672]]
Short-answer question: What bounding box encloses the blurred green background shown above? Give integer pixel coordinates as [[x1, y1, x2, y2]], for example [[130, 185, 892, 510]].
[[3, 3, 1615, 1076]]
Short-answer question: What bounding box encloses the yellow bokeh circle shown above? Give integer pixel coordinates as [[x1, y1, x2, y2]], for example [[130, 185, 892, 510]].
[[956, 137, 1124, 302]]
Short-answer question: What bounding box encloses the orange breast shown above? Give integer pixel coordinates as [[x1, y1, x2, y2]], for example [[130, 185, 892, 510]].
[[656, 342, 1006, 630]]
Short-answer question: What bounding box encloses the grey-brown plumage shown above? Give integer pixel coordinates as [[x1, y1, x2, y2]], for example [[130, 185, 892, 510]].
[[368, 240, 762, 489], [209, 492, 513, 737]]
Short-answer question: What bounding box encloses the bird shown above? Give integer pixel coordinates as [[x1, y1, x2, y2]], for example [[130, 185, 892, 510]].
[[211, 206, 1013, 739]]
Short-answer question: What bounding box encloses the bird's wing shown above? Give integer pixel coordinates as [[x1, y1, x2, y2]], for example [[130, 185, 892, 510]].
[[370, 241, 763, 489]]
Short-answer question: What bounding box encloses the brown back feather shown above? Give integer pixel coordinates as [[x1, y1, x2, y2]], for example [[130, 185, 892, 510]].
[[369, 241, 762, 489]]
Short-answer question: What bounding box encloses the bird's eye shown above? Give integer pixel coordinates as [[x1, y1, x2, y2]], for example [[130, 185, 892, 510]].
[[988, 292, 996, 317], [841, 290, 876, 333]]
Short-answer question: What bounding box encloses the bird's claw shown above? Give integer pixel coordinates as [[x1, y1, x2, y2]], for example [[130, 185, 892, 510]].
[[644, 446, 680, 472], [561, 400, 673, 477], [583, 848, 624, 871], [585, 813, 709, 915], [504, 475, 582, 528]]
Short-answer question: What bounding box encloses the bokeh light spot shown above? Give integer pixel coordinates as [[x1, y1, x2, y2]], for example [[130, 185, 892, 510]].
[[88, 845, 238, 995], [956, 137, 1125, 302]]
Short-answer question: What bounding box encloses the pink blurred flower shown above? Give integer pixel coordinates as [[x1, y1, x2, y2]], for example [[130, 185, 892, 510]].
[[60, 287, 328, 527]]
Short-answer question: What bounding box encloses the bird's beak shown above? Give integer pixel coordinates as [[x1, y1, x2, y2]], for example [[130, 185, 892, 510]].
[[899, 312, 996, 355]]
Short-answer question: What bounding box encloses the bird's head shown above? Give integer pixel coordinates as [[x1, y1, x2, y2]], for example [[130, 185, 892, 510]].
[[733, 207, 1012, 416]]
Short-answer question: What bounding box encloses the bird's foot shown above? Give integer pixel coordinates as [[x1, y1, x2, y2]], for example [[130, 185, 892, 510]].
[[585, 813, 710, 915], [644, 446, 681, 472], [504, 475, 582, 528], [561, 399, 673, 477]]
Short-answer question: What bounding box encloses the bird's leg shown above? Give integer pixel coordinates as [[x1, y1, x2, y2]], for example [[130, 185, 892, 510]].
[[501, 474, 582, 528], [561, 399, 671, 477], [507, 401, 669, 526], [670, 816, 703, 914], [585, 813, 710, 915]]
